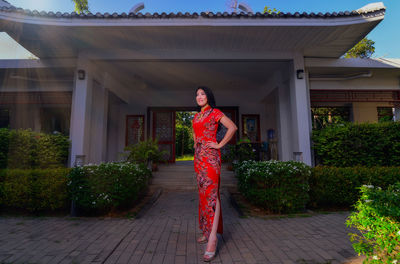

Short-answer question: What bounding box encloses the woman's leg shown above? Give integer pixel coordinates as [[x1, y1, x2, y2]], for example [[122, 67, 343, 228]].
[[206, 194, 220, 252]]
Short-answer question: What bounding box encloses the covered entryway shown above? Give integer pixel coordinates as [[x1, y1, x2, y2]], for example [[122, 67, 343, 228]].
[[0, 2, 388, 167], [97, 60, 290, 164]]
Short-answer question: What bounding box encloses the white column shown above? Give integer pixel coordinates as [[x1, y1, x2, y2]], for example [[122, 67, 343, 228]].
[[305, 69, 314, 166], [69, 58, 93, 167], [289, 53, 312, 165], [276, 71, 293, 161], [394, 107, 400, 122], [88, 80, 109, 164]]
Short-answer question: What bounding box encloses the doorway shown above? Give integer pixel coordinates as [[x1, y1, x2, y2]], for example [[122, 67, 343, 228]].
[[148, 106, 239, 163]]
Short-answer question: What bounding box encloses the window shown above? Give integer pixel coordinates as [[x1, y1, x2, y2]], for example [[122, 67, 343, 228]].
[[377, 107, 394, 122], [311, 107, 351, 129], [40, 107, 70, 135], [0, 108, 10, 128]]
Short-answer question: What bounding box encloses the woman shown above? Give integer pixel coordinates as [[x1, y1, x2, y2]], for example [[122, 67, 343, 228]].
[[192, 86, 238, 262]]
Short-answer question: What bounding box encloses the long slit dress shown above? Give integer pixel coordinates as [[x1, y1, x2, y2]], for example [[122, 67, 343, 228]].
[[192, 105, 224, 239]]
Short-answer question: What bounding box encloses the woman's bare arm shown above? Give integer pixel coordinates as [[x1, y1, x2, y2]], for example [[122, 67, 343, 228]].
[[206, 115, 237, 150], [216, 115, 238, 149]]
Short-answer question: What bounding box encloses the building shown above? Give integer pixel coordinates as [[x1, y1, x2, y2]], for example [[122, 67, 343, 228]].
[[0, 1, 399, 166]]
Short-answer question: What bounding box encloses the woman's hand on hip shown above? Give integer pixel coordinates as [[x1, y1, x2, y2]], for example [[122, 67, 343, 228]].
[[206, 141, 220, 149]]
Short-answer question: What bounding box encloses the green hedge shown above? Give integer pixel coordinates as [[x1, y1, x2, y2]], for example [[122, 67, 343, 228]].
[[0, 168, 71, 212], [234, 160, 311, 213], [310, 166, 400, 208], [0, 128, 10, 169], [235, 161, 400, 211], [312, 122, 400, 167], [347, 183, 400, 263], [0, 162, 151, 215], [0, 128, 70, 169], [67, 162, 151, 215]]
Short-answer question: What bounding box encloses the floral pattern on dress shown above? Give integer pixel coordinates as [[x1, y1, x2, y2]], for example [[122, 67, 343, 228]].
[[192, 105, 225, 239]]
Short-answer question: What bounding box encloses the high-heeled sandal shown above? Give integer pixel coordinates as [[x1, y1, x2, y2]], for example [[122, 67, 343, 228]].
[[203, 250, 216, 262], [203, 239, 218, 262], [197, 235, 208, 244]]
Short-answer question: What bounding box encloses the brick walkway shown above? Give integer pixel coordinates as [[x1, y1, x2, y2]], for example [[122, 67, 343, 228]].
[[0, 189, 357, 264]]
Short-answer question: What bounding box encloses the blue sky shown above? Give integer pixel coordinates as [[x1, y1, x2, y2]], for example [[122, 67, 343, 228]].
[[5, 0, 400, 58]]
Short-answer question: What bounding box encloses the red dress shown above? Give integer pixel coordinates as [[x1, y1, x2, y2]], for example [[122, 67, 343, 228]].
[[192, 104, 224, 239]]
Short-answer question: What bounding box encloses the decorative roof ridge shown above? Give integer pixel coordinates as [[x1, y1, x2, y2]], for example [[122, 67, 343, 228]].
[[373, 57, 400, 67], [0, 3, 386, 19], [355, 2, 386, 14], [0, 0, 13, 8]]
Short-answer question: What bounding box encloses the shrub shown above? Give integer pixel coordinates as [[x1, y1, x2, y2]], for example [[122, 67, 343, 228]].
[[122, 138, 167, 166], [0, 168, 71, 212], [310, 166, 400, 208], [234, 160, 311, 213], [223, 138, 257, 163], [0, 128, 70, 169], [312, 122, 400, 167], [0, 128, 10, 169], [346, 183, 400, 263], [67, 162, 151, 215], [6, 129, 34, 169], [36, 132, 70, 168]]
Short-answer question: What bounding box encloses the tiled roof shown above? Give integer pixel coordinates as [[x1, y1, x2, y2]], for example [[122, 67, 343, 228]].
[[0, 5, 385, 19], [0, 0, 13, 8]]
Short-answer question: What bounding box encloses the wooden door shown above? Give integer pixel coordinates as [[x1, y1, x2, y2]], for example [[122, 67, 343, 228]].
[[152, 110, 176, 163]]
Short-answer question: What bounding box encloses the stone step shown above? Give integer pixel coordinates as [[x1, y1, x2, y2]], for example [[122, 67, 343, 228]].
[[157, 163, 233, 171], [152, 172, 236, 178], [154, 167, 235, 172], [151, 180, 237, 187], [151, 173, 237, 180], [152, 171, 195, 176], [149, 183, 236, 191], [151, 179, 195, 183], [150, 162, 237, 191], [156, 167, 194, 172], [151, 175, 236, 180], [149, 185, 197, 191]]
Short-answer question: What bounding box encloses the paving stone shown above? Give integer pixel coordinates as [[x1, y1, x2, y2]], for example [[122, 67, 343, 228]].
[[0, 163, 359, 264]]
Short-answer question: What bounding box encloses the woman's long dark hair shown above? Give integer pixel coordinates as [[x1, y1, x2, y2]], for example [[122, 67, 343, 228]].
[[195, 86, 217, 111], [195, 86, 223, 134]]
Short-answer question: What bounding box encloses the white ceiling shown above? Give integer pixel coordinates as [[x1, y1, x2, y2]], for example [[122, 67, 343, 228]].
[[96, 60, 289, 92]]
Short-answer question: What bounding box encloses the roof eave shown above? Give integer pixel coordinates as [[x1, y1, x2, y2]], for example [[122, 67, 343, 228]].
[[305, 58, 400, 69]]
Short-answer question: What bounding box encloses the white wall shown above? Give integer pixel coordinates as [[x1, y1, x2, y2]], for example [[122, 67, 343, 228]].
[[0, 77, 72, 133], [10, 104, 40, 131], [0, 74, 72, 130], [309, 69, 400, 124], [262, 89, 278, 137], [309, 70, 400, 91], [0, 78, 72, 92], [106, 92, 123, 162]]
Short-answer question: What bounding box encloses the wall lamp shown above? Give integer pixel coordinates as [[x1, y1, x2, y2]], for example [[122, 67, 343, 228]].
[[296, 69, 304, 79], [77, 69, 86, 80]]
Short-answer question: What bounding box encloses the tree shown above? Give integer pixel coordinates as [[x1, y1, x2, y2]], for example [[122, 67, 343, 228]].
[[263, 6, 280, 14], [344, 37, 375, 58], [175, 112, 195, 157], [71, 0, 89, 14]]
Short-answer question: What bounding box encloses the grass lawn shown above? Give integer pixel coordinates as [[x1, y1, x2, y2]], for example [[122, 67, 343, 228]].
[[176, 154, 194, 161]]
